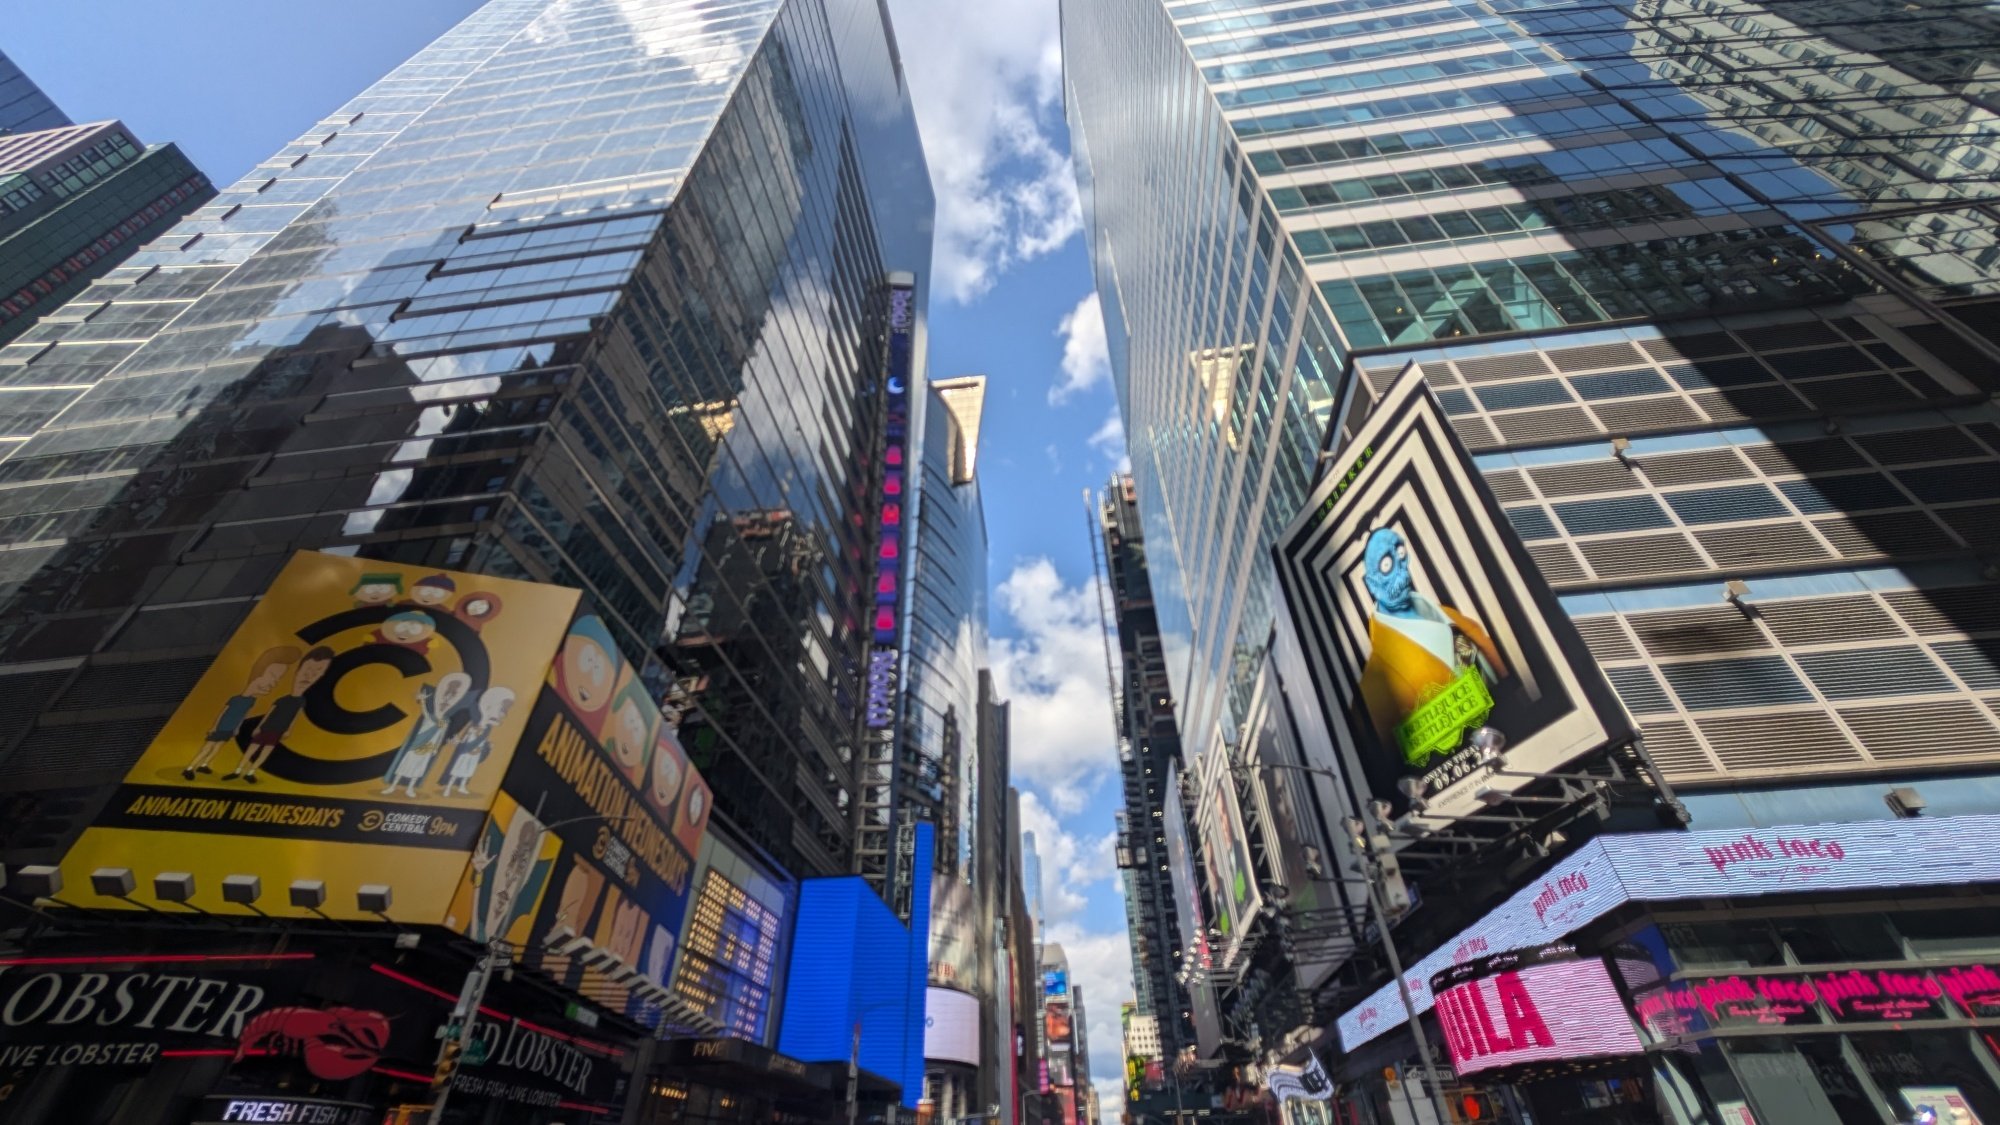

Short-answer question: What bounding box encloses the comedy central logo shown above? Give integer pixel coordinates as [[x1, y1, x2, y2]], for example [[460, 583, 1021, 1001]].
[[173, 571, 524, 799]]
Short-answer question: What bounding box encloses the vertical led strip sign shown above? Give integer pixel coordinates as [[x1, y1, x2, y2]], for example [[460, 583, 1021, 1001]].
[[867, 277, 917, 730]]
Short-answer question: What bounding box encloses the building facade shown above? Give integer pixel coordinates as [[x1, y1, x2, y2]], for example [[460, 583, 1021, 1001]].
[[1066, 0, 2000, 1121], [0, 48, 67, 137], [0, 120, 214, 344]]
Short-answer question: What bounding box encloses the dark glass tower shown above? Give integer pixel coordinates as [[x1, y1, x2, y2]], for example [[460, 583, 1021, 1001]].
[[0, 49, 68, 136], [0, 0, 934, 892]]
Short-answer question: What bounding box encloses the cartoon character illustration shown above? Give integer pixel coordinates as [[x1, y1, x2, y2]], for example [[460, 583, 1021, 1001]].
[[349, 573, 404, 608], [602, 673, 655, 787], [183, 645, 299, 780], [648, 728, 685, 816], [552, 615, 621, 732], [454, 591, 503, 633], [681, 780, 710, 844], [373, 610, 438, 654], [224, 647, 336, 783], [438, 686, 515, 797], [1356, 527, 1509, 767], [468, 807, 553, 943], [644, 923, 674, 992], [406, 574, 456, 610], [381, 672, 472, 796]]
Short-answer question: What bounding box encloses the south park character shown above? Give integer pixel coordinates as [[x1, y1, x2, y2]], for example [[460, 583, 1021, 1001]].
[[374, 610, 437, 654], [225, 646, 336, 783], [647, 728, 685, 817], [406, 574, 457, 610], [454, 591, 503, 633], [183, 644, 300, 779], [552, 615, 621, 730], [350, 573, 404, 608], [601, 674, 655, 786], [381, 672, 473, 796], [681, 778, 710, 843], [1356, 527, 1508, 762], [438, 686, 515, 797]]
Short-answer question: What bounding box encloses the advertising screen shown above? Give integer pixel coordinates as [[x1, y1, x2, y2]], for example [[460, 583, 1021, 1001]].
[[1047, 1049, 1074, 1088], [673, 864, 787, 1042], [1273, 366, 1628, 823], [1043, 969, 1068, 997], [929, 880, 979, 989], [1163, 761, 1224, 1054], [1431, 951, 1643, 1077], [1196, 760, 1261, 946], [58, 552, 579, 921], [450, 609, 715, 1023], [924, 986, 981, 1066], [1044, 1001, 1072, 1043]]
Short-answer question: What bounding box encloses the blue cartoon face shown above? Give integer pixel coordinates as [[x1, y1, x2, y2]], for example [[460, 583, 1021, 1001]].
[[1364, 527, 1415, 614]]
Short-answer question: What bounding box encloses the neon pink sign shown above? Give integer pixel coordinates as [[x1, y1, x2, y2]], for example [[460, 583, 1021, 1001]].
[[1633, 963, 2000, 1038], [1434, 957, 1641, 1076]]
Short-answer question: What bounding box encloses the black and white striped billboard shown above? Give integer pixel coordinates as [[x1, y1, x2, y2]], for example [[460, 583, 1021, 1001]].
[[1272, 365, 1628, 824]]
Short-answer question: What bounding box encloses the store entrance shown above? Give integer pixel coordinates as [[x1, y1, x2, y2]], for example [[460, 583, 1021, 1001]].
[[1515, 1071, 1663, 1125]]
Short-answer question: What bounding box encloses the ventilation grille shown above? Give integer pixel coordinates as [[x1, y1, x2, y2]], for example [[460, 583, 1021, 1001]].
[[1940, 504, 2000, 547], [1736, 321, 1842, 350], [52, 657, 214, 712], [1663, 656, 1812, 709], [1476, 380, 1572, 411], [1528, 459, 1639, 497], [1793, 646, 1953, 700], [1555, 495, 1673, 535], [1606, 666, 1675, 714], [1696, 711, 1863, 771], [1593, 397, 1704, 433], [1839, 700, 2000, 760], [9, 717, 165, 777], [1643, 332, 1739, 360], [1572, 616, 1639, 662], [1638, 719, 1719, 780], [1798, 374, 1916, 411], [1419, 362, 1459, 386], [1639, 449, 1752, 486], [1483, 469, 1532, 503], [1814, 511, 1957, 558], [1507, 506, 1560, 541], [1454, 352, 1553, 382], [1664, 484, 1789, 525], [1525, 542, 1586, 585], [1742, 439, 1869, 476], [1570, 369, 1671, 400], [1580, 533, 1706, 578], [1856, 427, 1985, 465], [1547, 341, 1646, 372], [1883, 587, 2000, 635], [1755, 596, 1905, 645], [1694, 523, 1832, 568], [1451, 416, 1500, 450], [1494, 406, 1600, 444], [1778, 474, 1908, 514], [1932, 639, 2000, 691], [1628, 607, 1770, 656], [1687, 386, 1809, 421]]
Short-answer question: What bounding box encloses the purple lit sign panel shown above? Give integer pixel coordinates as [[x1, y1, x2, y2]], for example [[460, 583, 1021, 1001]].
[[1339, 814, 2000, 1051], [867, 283, 915, 729], [1434, 957, 1641, 1077]]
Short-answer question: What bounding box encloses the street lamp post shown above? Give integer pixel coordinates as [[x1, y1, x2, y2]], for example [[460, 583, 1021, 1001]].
[[1229, 761, 1455, 1124]]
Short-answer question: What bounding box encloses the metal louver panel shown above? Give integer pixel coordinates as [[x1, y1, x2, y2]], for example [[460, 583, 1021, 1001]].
[[1758, 346, 1876, 379], [1796, 374, 1917, 411], [1592, 397, 1705, 433], [1883, 586, 2000, 635], [1528, 459, 1640, 497], [1932, 639, 2000, 691], [1419, 362, 1459, 386], [1793, 646, 1954, 700], [1855, 427, 1985, 465], [1940, 504, 2000, 548], [1525, 542, 1587, 584], [1666, 356, 1771, 389], [1742, 439, 1869, 476], [1813, 511, 1957, 559], [1778, 474, 1907, 514], [1638, 448, 1752, 486], [1896, 464, 2000, 505], [1735, 322, 1842, 350], [1364, 366, 1405, 395], [1664, 484, 1789, 524], [1756, 596, 1906, 646], [1571, 616, 1639, 662], [1688, 386, 1810, 422], [1662, 655, 1813, 709], [1637, 719, 1720, 780], [1569, 368, 1671, 400], [1627, 606, 1770, 656], [1606, 666, 1676, 714], [1436, 388, 1476, 415], [1506, 505, 1559, 541], [1694, 523, 1832, 568], [1454, 351, 1553, 382], [1483, 469, 1532, 503], [1452, 416, 1500, 450], [1642, 332, 1738, 361], [9, 717, 169, 778], [1493, 406, 1600, 444], [1554, 495, 1674, 535], [1695, 711, 1862, 771], [1547, 341, 1646, 372], [52, 656, 216, 712], [1839, 700, 2000, 761], [1475, 380, 1573, 411], [1580, 533, 1706, 578]]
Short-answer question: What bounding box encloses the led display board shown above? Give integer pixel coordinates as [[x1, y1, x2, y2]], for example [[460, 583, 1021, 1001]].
[[924, 986, 981, 1066], [1630, 961, 2000, 1037], [1043, 969, 1068, 997], [1431, 950, 1641, 1077], [866, 280, 916, 727], [673, 866, 786, 1042], [1339, 813, 2000, 1050], [1044, 1001, 1072, 1044], [1162, 761, 1223, 1054], [1273, 366, 1628, 823]]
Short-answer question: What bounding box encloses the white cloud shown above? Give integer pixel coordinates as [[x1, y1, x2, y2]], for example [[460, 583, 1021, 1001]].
[[1046, 921, 1138, 1120], [1087, 409, 1131, 473], [1051, 292, 1109, 404], [990, 558, 1122, 813], [884, 0, 1080, 303], [1018, 788, 1116, 925]]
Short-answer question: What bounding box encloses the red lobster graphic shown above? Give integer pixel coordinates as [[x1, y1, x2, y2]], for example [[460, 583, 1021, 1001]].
[[236, 1006, 391, 1080]]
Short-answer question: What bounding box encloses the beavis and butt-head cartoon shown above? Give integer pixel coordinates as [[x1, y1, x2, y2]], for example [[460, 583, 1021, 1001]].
[[182, 644, 301, 778]]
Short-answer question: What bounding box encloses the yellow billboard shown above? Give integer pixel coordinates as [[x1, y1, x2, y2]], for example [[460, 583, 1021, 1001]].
[[58, 551, 580, 921]]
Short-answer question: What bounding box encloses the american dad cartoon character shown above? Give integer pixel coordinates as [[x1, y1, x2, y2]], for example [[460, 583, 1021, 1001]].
[[183, 645, 299, 780], [438, 686, 515, 797], [381, 672, 472, 796], [224, 646, 336, 783], [1356, 527, 1508, 765]]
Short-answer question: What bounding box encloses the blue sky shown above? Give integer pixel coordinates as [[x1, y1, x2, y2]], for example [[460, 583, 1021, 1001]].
[[9, 0, 1133, 1110]]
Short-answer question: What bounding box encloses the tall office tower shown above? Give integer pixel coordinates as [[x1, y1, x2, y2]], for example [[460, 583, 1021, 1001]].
[[0, 0, 933, 894], [0, 49, 68, 136], [1040, 943, 1081, 1125], [1068, 0, 2000, 1118], [1099, 473, 1196, 1059], [0, 121, 214, 344]]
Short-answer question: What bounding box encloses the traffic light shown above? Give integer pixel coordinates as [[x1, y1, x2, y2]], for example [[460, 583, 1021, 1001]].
[[433, 1034, 464, 1094]]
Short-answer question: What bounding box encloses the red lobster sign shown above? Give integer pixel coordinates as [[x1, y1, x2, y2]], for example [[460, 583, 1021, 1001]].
[[236, 1006, 391, 1080]]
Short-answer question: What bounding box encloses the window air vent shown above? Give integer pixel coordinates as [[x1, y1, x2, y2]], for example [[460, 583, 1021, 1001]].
[[1546, 342, 1646, 372], [1580, 533, 1706, 578], [1755, 596, 1906, 646], [1882, 587, 2000, 636], [1695, 711, 1862, 771], [1627, 606, 1770, 657], [1793, 646, 1954, 700], [1454, 352, 1553, 382], [1839, 700, 2000, 761], [1527, 458, 1638, 497], [1693, 523, 1832, 568], [1637, 448, 1752, 486], [1571, 616, 1640, 663]]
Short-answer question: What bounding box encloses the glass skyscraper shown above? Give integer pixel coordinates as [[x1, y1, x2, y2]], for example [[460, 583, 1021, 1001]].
[[0, 49, 68, 137], [1070, 0, 2000, 1118], [0, 0, 934, 891]]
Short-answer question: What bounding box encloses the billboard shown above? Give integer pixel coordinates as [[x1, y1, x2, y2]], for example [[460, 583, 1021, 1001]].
[[1161, 761, 1223, 1054], [1195, 758, 1261, 948], [1430, 948, 1642, 1077], [448, 609, 714, 1021], [924, 986, 981, 1066], [58, 552, 578, 921], [1044, 1000, 1072, 1043], [929, 879, 980, 989], [1043, 969, 1069, 997], [1272, 365, 1629, 823], [673, 857, 788, 1044], [1047, 1048, 1075, 1088]]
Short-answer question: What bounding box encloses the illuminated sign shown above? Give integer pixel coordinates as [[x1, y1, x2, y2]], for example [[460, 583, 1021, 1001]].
[[1632, 962, 2000, 1037], [1043, 969, 1068, 997], [1339, 813, 2000, 1051], [866, 281, 916, 733], [1432, 955, 1641, 1077], [673, 867, 785, 1042], [194, 1096, 373, 1125], [924, 986, 980, 1067]]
